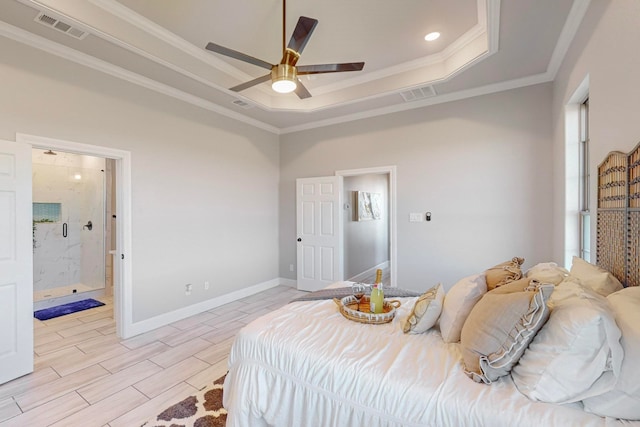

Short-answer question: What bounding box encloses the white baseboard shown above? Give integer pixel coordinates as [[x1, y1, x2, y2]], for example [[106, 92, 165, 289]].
[[125, 278, 288, 338], [347, 260, 390, 283]]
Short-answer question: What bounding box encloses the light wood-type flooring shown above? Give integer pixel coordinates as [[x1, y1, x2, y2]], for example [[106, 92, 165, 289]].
[[0, 285, 306, 427]]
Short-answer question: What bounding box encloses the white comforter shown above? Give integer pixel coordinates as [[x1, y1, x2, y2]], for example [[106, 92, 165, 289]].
[[224, 294, 638, 427]]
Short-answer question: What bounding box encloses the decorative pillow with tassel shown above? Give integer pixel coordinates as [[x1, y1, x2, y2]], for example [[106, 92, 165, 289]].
[[485, 257, 525, 291]]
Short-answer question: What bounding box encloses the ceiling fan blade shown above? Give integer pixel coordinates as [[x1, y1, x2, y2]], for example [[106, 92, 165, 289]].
[[205, 42, 273, 70], [294, 79, 312, 99], [297, 62, 365, 75], [230, 74, 272, 92], [287, 16, 318, 54]]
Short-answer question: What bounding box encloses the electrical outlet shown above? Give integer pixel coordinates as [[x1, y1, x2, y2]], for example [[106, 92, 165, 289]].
[[204, 281, 210, 290], [185, 283, 192, 295], [289, 264, 294, 272]]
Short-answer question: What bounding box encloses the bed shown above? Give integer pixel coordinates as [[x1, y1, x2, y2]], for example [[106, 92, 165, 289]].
[[223, 277, 639, 426]]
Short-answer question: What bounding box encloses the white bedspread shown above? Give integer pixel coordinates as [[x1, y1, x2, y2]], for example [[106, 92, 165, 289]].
[[224, 295, 639, 427]]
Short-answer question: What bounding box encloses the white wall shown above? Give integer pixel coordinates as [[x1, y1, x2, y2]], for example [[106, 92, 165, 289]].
[[551, 0, 640, 264], [0, 36, 280, 322], [280, 84, 554, 291], [343, 174, 389, 280]]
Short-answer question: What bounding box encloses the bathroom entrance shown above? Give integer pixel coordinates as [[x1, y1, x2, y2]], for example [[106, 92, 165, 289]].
[[32, 148, 116, 310]]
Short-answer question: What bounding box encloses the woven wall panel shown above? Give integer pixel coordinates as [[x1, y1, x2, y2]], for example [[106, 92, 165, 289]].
[[628, 210, 640, 287], [597, 210, 627, 285]]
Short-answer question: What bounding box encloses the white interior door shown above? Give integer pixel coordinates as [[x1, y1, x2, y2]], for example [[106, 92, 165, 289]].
[[296, 176, 343, 291], [0, 139, 33, 384]]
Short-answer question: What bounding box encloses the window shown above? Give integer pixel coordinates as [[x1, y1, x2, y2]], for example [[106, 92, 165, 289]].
[[579, 98, 590, 260]]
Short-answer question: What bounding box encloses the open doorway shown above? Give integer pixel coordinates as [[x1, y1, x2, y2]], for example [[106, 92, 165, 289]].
[[31, 149, 115, 310], [336, 166, 397, 287], [18, 133, 132, 338]]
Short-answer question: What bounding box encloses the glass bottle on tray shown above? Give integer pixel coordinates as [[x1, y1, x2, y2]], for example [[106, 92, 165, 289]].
[[370, 269, 384, 314]]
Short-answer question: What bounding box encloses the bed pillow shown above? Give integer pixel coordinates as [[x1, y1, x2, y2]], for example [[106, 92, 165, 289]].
[[511, 279, 623, 404], [569, 256, 623, 297], [439, 273, 487, 343], [525, 262, 569, 285], [403, 283, 444, 334], [460, 278, 553, 384], [582, 287, 640, 420], [485, 257, 524, 290]]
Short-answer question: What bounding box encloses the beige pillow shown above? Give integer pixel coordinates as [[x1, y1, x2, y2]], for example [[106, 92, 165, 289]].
[[525, 262, 569, 285], [439, 274, 487, 343], [570, 256, 623, 297], [403, 283, 444, 334], [460, 278, 553, 384], [485, 257, 524, 290]]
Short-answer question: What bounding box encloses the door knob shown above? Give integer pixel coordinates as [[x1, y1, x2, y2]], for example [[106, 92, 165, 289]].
[[297, 238, 302, 242]]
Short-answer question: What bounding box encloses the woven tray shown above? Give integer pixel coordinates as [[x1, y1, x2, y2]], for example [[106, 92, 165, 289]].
[[333, 295, 401, 324]]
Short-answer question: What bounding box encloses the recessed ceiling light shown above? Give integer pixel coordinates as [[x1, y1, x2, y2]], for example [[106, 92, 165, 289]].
[[424, 32, 441, 42]]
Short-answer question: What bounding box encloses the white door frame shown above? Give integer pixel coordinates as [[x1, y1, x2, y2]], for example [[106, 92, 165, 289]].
[[17, 133, 133, 338], [335, 166, 397, 287]]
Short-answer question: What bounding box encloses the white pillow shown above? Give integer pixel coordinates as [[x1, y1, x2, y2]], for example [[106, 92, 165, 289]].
[[570, 256, 623, 296], [439, 273, 487, 343], [512, 279, 623, 404], [583, 287, 640, 420], [403, 283, 444, 334], [525, 262, 569, 285]]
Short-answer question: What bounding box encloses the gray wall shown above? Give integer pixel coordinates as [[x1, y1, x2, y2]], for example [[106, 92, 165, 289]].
[[279, 84, 555, 291], [551, 0, 640, 266], [343, 174, 390, 280], [0, 36, 280, 322]]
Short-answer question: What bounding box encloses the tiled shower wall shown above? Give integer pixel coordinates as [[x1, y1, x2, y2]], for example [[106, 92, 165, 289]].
[[32, 149, 105, 296]]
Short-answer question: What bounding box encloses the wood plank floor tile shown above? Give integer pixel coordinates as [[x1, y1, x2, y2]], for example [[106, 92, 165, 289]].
[[51, 342, 129, 377], [0, 397, 21, 424], [194, 337, 234, 364], [107, 382, 198, 427], [56, 317, 115, 338], [77, 360, 162, 404], [185, 357, 228, 390], [99, 341, 170, 374], [134, 357, 210, 399], [170, 311, 219, 330], [34, 346, 85, 371], [76, 309, 113, 324], [159, 324, 215, 347], [48, 386, 148, 427], [150, 337, 212, 368], [120, 325, 180, 350], [0, 367, 60, 401], [0, 392, 88, 427], [74, 333, 120, 354], [34, 329, 102, 355], [14, 364, 109, 412]]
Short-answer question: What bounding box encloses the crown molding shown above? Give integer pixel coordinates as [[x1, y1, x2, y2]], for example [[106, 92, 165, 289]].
[[0, 20, 279, 134], [546, 0, 591, 79]]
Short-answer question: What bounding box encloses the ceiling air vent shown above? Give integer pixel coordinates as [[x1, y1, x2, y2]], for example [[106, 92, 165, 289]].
[[400, 86, 436, 102], [34, 12, 88, 40], [232, 99, 253, 109]]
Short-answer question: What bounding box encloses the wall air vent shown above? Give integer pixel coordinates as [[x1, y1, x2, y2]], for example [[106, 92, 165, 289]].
[[232, 99, 253, 109], [400, 86, 436, 102], [34, 12, 88, 40]]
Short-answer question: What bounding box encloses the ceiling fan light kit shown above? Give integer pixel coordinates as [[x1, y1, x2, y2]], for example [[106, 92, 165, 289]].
[[272, 64, 298, 93], [204, 0, 364, 99]]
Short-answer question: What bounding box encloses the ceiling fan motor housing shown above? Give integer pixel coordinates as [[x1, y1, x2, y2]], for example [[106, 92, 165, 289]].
[[272, 63, 297, 84]]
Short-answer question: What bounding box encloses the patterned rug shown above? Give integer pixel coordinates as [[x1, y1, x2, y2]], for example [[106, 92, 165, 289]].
[[142, 375, 227, 427]]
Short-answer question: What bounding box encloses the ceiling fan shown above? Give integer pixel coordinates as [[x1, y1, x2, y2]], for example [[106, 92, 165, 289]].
[[204, 0, 364, 99]]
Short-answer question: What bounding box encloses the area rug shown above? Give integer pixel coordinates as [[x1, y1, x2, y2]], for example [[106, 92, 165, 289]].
[[142, 374, 227, 427], [33, 298, 105, 321]]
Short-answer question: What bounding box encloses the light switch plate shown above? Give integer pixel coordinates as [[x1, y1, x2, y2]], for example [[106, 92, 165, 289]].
[[409, 213, 423, 222]]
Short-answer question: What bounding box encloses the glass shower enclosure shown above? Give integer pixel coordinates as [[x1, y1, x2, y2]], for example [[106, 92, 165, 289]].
[[32, 149, 106, 310]]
